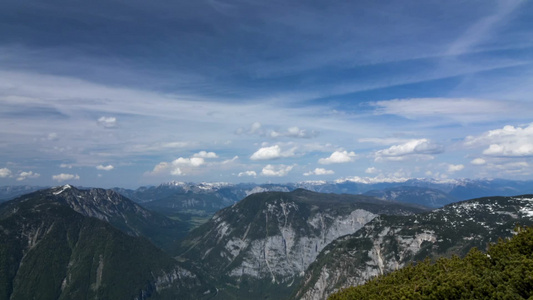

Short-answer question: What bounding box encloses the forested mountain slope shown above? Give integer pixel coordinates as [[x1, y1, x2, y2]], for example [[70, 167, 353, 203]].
[[0, 187, 212, 300]]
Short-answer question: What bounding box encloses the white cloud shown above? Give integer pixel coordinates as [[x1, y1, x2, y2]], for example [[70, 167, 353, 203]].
[[148, 155, 209, 176], [303, 168, 334, 176], [365, 167, 378, 174], [447, 164, 464, 173], [170, 167, 184, 176], [318, 150, 356, 164], [97, 116, 117, 128], [465, 123, 533, 157], [60, 163, 72, 169], [52, 173, 80, 182], [0, 168, 12, 178], [238, 170, 257, 177], [471, 158, 486, 165], [261, 164, 294, 177], [270, 126, 318, 139], [193, 151, 218, 158], [172, 157, 204, 167], [96, 164, 114, 171], [251, 145, 282, 160], [375, 139, 442, 161], [250, 145, 296, 160], [150, 162, 169, 175], [17, 171, 40, 181]]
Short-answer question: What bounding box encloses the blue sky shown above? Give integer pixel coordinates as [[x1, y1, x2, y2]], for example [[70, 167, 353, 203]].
[[1, 0, 533, 188]]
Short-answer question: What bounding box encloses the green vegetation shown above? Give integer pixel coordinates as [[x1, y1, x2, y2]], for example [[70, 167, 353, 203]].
[[329, 226, 533, 300]]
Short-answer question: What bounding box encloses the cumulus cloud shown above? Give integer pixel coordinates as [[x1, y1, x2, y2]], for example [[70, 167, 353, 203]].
[[238, 170, 257, 177], [375, 139, 443, 161], [17, 171, 40, 181], [303, 168, 334, 176], [250, 145, 296, 160], [52, 173, 80, 182], [0, 168, 12, 178], [471, 158, 486, 165], [465, 123, 533, 157], [447, 164, 464, 173], [150, 162, 169, 174], [318, 150, 356, 164], [172, 157, 204, 167], [193, 151, 218, 158], [251, 145, 282, 160], [261, 164, 294, 177], [148, 155, 207, 176], [365, 167, 378, 174], [96, 164, 114, 171], [170, 167, 184, 176], [97, 116, 117, 128]]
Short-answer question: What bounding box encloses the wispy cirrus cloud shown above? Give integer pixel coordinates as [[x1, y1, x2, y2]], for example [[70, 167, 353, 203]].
[[372, 98, 523, 122]]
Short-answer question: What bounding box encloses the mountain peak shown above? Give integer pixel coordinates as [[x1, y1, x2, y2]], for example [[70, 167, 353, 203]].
[[52, 184, 74, 195]]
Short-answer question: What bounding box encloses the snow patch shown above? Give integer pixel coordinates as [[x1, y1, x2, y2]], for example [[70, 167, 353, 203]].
[[53, 184, 72, 195]]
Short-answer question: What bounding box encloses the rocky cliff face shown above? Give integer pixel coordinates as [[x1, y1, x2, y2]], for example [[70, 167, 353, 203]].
[[294, 195, 533, 300], [176, 189, 426, 299]]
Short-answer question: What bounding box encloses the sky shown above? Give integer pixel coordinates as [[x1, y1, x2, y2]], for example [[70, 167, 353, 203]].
[[1, 0, 533, 188]]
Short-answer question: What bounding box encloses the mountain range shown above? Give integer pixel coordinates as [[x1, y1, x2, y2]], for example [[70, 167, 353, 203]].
[[0, 185, 211, 300], [1, 182, 533, 299], [175, 189, 426, 299]]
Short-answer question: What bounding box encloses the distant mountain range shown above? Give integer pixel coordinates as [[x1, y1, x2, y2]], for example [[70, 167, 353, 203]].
[[1, 183, 533, 299], [2, 178, 533, 212]]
